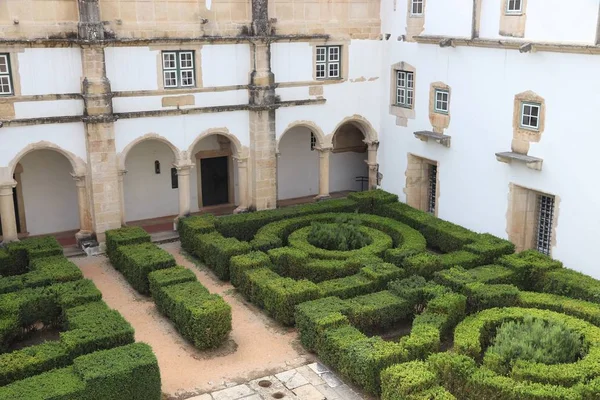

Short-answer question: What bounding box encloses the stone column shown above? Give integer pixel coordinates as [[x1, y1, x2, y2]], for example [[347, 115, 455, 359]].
[[0, 181, 18, 243], [234, 157, 249, 213], [118, 169, 127, 226], [72, 174, 93, 241], [175, 164, 194, 218], [366, 141, 380, 190], [316, 147, 332, 200]]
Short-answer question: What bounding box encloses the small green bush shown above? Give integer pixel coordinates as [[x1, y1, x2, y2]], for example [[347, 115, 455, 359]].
[[0, 247, 12, 276], [499, 250, 563, 289], [147, 266, 196, 294], [317, 274, 378, 299], [307, 217, 373, 251], [517, 291, 600, 326], [484, 316, 584, 374], [403, 253, 443, 279], [464, 283, 520, 311], [0, 256, 83, 294], [194, 231, 251, 280], [177, 214, 216, 254], [105, 227, 150, 260], [347, 189, 399, 213], [346, 291, 410, 333], [113, 243, 176, 294], [535, 268, 600, 304], [381, 361, 438, 399]]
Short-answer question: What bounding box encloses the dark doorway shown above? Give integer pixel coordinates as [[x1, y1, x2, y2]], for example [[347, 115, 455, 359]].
[[201, 156, 229, 206]]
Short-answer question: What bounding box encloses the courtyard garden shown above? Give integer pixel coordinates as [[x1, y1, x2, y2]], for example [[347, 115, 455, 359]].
[[3, 189, 600, 399]]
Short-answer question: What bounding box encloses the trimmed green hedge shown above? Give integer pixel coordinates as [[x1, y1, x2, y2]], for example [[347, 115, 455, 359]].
[[0, 256, 83, 294], [105, 226, 150, 260], [499, 250, 563, 289], [1, 236, 63, 276], [177, 214, 216, 254], [0, 343, 161, 400], [215, 198, 358, 241], [535, 268, 600, 304], [194, 231, 251, 280], [347, 189, 399, 213], [112, 242, 176, 294]]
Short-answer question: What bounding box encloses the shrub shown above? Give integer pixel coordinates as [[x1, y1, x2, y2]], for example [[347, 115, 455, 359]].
[[484, 316, 584, 374], [462, 233, 515, 265], [113, 243, 176, 294], [517, 291, 600, 326], [0, 256, 83, 294], [229, 251, 272, 290], [261, 277, 321, 326], [535, 268, 600, 304], [317, 274, 378, 299], [147, 266, 196, 294], [105, 227, 150, 260], [194, 231, 251, 280], [403, 253, 443, 278], [464, 283, 520, 311], [295, 296, 350, 351], [177, 214, 216, 254], [152, 281, 231, 349], [215, 198, 358, 241], [0, 247, 13, 276], [499, 250, 563, 289], [346, 291, 410, 333], [0, 366, 87, 400], [308, 217, 372, 251], [381, 361, 438, 399], [347, 189, 399, 213]]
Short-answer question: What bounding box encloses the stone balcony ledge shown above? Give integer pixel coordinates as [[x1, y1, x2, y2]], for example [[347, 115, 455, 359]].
[[495, 151, 543, 171], [413, 131, 451, 148]]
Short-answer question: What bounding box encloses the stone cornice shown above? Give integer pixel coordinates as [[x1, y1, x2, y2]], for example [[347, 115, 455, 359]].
[[414, 35, 600, 55]]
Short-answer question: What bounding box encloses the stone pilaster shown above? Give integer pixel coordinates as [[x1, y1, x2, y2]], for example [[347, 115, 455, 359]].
[[78, 0, 105, 41], [234, 157, 249, 213], [0, 181, 18, 243], [175, 164, 194, 218], [366, 141, 379, 190], [316, 147, 332, 200], [118, 169, 127, 226], [72, 174, 94, 242]]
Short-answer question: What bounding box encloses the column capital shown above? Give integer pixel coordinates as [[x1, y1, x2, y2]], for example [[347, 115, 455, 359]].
[[0, 180, 17, 196], [364, 140, 380, 149], [233, 156, 249, 167], [315, 146, 333, 153], [118, 169, 128, 176], [71, 173, 87, 187], [173, 163, 195, 175]]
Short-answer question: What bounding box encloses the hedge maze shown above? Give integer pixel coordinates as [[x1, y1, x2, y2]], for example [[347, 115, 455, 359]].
[[105, 226, 232, 350], [0, 236, 161, 399], [179, 190, 600, 399]]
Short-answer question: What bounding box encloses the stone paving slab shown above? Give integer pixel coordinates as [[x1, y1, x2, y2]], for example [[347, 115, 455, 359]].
[[186, 363, 367, 400]]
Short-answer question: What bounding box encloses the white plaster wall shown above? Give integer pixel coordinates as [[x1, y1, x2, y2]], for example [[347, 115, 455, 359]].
[[421, 0, 473, 38], [330, 151, 369, 193], [14, 100, 84, 119], [124, 140, 179, 221], [271, 43, 313, 83], [201, 44, 251, 87], [105, 47, 159, 92], [19, 150, 80, 235], [377, 4, 600, 276], [114, 111, 250, 155], [18, 49, 82, 95], [0, 123, 87, 168], [277, 127, 319, 199], [112, 90, 248, 113], [479, 0, 598, 43]]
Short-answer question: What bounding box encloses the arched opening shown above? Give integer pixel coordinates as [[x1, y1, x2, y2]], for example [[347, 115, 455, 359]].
[[6, 150, 80, 238], [330, 122, 369, 193], [277, 126, 320, 201], [123, 139, 179, 223], [189, 134, 238, 212]]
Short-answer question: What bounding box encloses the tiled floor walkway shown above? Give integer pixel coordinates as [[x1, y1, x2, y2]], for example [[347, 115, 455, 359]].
[[187, 363, 366, 400]]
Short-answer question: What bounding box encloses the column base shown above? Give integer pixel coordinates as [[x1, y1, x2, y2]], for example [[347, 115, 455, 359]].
[[233, 206, 249, 214], [75, 230, 94, 242], [0, 237, 19, 246], [314, 194, 331, 202]]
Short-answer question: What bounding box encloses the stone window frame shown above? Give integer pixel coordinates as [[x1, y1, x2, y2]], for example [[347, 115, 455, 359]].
[[433, 89, 449, 114], [315, 45, 341, 80], [310, 40, 349, 82], [153, 45, 203, 91], [506, 183, 559, 255], [511, 90, 545, 155], [389, 61, 416, 126], [499, 0, 527, 37], [428, 82, 451, 133], [404, 153, 440, 217], [161, 50, 196, 89]]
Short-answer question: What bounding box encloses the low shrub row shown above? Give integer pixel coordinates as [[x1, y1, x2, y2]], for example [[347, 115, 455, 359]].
[[193, 231, 251, 280], [0, 236, 63, 276], [0, 342, 161, 400], [347, 189, 399, 213], [177, 214, 216, 254], [0, 255, 83, 294], [295, 276, 466, 395], [105, 227, 231, 350]]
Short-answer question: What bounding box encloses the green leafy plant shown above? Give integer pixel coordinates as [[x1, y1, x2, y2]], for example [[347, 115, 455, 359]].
[[485, 316, 584, 373], [307, 217, 372, 251]]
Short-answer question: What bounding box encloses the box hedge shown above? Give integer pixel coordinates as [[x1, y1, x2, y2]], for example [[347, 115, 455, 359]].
[[105, 226, 150, 260], [177, 214, 216, 254], [534, 268, 600, 304], [499, 250, 563, 289], [112, 242, 176, 294], [0, 256, 83, 294], [347, 189, 399, 213], [1, 236, 63, 276], [194, 231, 251, 280]]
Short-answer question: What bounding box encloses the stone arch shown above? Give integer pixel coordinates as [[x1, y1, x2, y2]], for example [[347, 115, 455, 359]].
[[7, 141, 87, 177], [118, 133, 181, 170], [276, 121, 327, 153], [185, 128, 245, 164], [328, 115, 378, 146]]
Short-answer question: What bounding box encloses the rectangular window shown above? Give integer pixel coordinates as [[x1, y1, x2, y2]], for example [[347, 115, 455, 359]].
[[396, 70, 414, 109], [521, 102, 540, 130], [434, 89, 449, 114], [316, 46, 341, 80], [171, 168, 179, 189], [411, 0, 424, 15], [506, 0, 522, 14], [535, 194, 554, 255], [162, 51, 195, 89], [0, 54, 13, 95], [427, 164, 437, 214], [310, 132, 317, 151]]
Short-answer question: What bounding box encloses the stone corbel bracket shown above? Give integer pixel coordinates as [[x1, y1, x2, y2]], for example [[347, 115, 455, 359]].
[[413, 131, 451, 148], [495, 151, 543, 171]]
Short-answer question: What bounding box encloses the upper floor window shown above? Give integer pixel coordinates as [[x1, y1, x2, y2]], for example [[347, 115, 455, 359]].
[[434, 89, 449, 114], [316, 46, 341, 80], [162, 51, 195, 89], [0, 54, 13, 96], [506, 0, 522, 14], [411, 0, 424, 15], [520, 102, 540, 130], [396, 70, 414, 109]]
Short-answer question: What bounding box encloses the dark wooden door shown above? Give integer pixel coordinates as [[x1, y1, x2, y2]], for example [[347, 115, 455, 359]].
[[201, 156, 229, 206]]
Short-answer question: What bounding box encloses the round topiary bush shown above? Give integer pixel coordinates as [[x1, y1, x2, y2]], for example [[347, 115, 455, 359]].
[[307, 217, 373, 251]]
